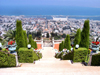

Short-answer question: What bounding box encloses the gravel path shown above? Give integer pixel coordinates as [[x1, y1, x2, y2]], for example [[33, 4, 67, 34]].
[[0, 47, 100, 75]]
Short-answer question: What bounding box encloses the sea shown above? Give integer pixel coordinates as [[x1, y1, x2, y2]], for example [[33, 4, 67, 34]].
[[0, 5, 100, 20]]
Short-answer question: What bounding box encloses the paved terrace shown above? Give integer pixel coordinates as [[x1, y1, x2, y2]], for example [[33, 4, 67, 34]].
[[0, 47, 100, 75]]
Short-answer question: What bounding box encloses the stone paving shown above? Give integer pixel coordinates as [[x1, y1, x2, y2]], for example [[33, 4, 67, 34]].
[[0, 47, 100, 75]]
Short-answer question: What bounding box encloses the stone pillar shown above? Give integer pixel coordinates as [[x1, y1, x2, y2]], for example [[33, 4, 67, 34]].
[[41, 38, 43, 50], [52, 37, 54, 48], [12, 52, 19, 67], [88, 54, 92, 66]]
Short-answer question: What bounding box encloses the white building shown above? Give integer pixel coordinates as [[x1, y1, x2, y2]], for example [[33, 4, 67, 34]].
[[53, 17, 68, 21]]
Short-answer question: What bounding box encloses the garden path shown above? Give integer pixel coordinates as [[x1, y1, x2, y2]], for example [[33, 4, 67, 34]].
[[0, 47, 100, 75]]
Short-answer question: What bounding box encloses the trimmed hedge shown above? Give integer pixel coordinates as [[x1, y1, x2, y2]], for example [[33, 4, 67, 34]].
[[91, 53, 100, 66], [18, 48, 42, 63], [62, 51, 73, 60], [73, 48, 88, 62], [18, 48, 34, 63], [0, 50, 16, 67]]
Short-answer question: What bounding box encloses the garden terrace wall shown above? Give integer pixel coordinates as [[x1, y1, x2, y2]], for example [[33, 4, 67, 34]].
[[91, 53, 100, 66], [0, 50, 16, 67], [73, 48, 88, 62]]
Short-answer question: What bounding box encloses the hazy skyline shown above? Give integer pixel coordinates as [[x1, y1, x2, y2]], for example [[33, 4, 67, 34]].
[[0, 0, 100, 8]]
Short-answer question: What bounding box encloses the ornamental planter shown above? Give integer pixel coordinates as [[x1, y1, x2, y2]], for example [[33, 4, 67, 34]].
[[90, 41, 100, 53], [7, 41, 17, 52]]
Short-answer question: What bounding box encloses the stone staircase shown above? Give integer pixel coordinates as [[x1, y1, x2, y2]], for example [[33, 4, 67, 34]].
[[0, 47, 100, 75]]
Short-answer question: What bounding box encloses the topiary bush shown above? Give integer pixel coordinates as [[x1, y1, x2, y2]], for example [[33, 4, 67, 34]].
[[0, 51, 16, 67], [18, 48, 42, 63], [62, 51, 73, 60], [91, 53, 100, 66], [73, 48, 88, 62], [18, 48, 34, 63]]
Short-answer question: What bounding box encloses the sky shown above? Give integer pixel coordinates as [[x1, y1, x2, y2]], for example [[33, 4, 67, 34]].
[[0, 0, 100, 8]]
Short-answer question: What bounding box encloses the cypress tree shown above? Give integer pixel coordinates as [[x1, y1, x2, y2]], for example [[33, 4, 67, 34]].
[[16, 20, 25, 50], [61, 41, 64, 51], [80, 20, 90, 49], [23, 30, 28, 47], [59, 43, 61, 51], [74, 29, 81, 47], [35, 41, 37, 49], [64, 37, 67, 48], [29, 35, 34, 48], [32, 40, 35, 49], [47, 33, 49, 38], [64, 34, 71, 50]]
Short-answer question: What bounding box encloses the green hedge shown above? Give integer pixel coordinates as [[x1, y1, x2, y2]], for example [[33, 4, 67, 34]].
[[57, 52, 64, 58], [18, 48, 34, 63], [33, 52, 42, 60], [37, 52, 42, 59], [33, 51, 39, 60], [0, 50, 16, 67], [55, 53, 59, 58], [73, 48, 88, 62], [91, 53, 100, 66], [18, 48, 42, 63], [62, 51, 73, 60]]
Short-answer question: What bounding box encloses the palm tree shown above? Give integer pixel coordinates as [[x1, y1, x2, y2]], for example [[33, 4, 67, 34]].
[[3, 30, 16, 42], [0, 37, 6, 46]]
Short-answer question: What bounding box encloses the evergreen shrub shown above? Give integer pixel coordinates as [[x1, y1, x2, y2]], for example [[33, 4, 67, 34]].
[[73, 48, 88, 62], [80, 20, 90, 49], [16, 20, 25, 50], [91, 53, 100, 66], [0, 51, 16, 67], [37, 52, 42, 59], [55, 53, 59, 58], [33, 51, 42, 60], [18, 48, 42, 63], [18, 48, 34, 63], [33, 51, 39, 60], [62, 51, 73, 60], [57, 52, 64, 58]]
